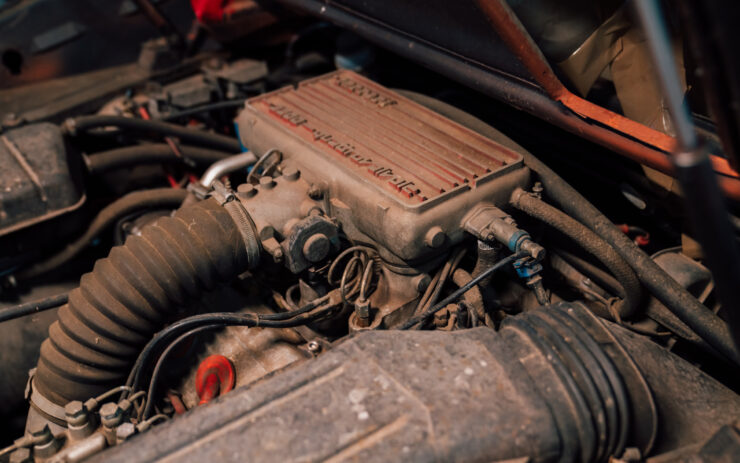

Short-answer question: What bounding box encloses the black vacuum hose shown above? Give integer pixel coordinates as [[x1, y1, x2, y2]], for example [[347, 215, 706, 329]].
[[65, 115, 242, 153], [85, 144, 231, 174], [397, 90, 740, 365], [510, 188, 642, 320], [33, 197, 258, 407], [19, 188, 188, 280]]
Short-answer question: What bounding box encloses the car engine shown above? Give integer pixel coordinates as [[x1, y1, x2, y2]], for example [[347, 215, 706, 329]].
[[1, 1, 740, 462]]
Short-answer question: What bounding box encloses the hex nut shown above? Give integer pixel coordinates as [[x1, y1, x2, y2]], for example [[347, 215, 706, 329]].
[[354, 298, 371, 328], [116, 422, 137, 443], [424, 226, 446, 248], [100, 402, 123, 428], [302, 234, 330, 262]]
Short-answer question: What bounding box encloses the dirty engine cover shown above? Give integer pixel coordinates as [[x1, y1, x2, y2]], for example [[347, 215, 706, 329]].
[[236, 71, 529, 261]]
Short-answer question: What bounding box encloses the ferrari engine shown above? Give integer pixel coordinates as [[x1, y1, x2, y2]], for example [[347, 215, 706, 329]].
[[2, 3, 740, 462]]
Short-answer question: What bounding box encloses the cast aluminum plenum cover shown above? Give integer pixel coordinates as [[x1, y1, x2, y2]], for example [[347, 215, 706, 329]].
[[246, 70, 522, 206]]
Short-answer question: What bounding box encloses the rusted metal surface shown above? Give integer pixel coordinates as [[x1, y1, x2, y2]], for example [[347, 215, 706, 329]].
[[475, 0, 740, 197]]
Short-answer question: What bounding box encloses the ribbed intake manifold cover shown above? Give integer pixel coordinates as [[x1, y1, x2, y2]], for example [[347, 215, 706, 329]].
[[236, 70, 530, 260]]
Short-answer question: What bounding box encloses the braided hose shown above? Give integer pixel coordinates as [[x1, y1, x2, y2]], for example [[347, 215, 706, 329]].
[[33, 198, 258, 407]]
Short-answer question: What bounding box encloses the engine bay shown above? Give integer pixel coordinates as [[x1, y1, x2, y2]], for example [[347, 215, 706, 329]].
[[1, 1, 740, 462]]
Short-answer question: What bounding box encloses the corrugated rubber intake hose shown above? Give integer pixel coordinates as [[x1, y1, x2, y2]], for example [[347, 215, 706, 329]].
[[33, 197, 256, 407], [510, 188, 642, 320]]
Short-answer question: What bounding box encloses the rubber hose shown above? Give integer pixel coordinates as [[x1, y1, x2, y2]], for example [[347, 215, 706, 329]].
[[65, 115, 242, 153], [18, 188, 188, 280], [398, 90, 740, 365], [85, 144, 231, 174], [33, 197, 254, 405], [510, 189, 642, 319]]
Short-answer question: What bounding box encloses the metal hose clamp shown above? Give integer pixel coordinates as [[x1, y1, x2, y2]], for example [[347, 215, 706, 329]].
[[223, 199, 261, 269], [208, 180, 261, 269]]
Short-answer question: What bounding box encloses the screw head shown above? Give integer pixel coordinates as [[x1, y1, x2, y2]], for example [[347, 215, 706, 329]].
[[307, 341, 321, 353]]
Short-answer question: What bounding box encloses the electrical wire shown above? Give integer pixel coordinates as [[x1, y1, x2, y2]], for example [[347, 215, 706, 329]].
[[327, 245, 375, 285], [125, 295, 334, 398], [0, 293, 68, 323], [340, 255, 365, 304], [142, 324, 217, 420], [400, 252, 526, 330]]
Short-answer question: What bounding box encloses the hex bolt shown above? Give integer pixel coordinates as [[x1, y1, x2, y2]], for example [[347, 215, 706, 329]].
[[9, 448, 32, 463], [65, 401, 88, 426], [259, 176, 276, 189], [282, 166, 300, 181], [424, 226, 446, 248], [116, 422, 137, 444], [302, 234, 330, 262], [307, 184, 323, 200], [100, 402, 123, 428]]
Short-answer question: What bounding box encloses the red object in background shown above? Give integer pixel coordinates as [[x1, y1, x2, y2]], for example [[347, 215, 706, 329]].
[[191, 0, 228, 23], [618, 224, 650, 247], [195, 355, 236, 404]]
